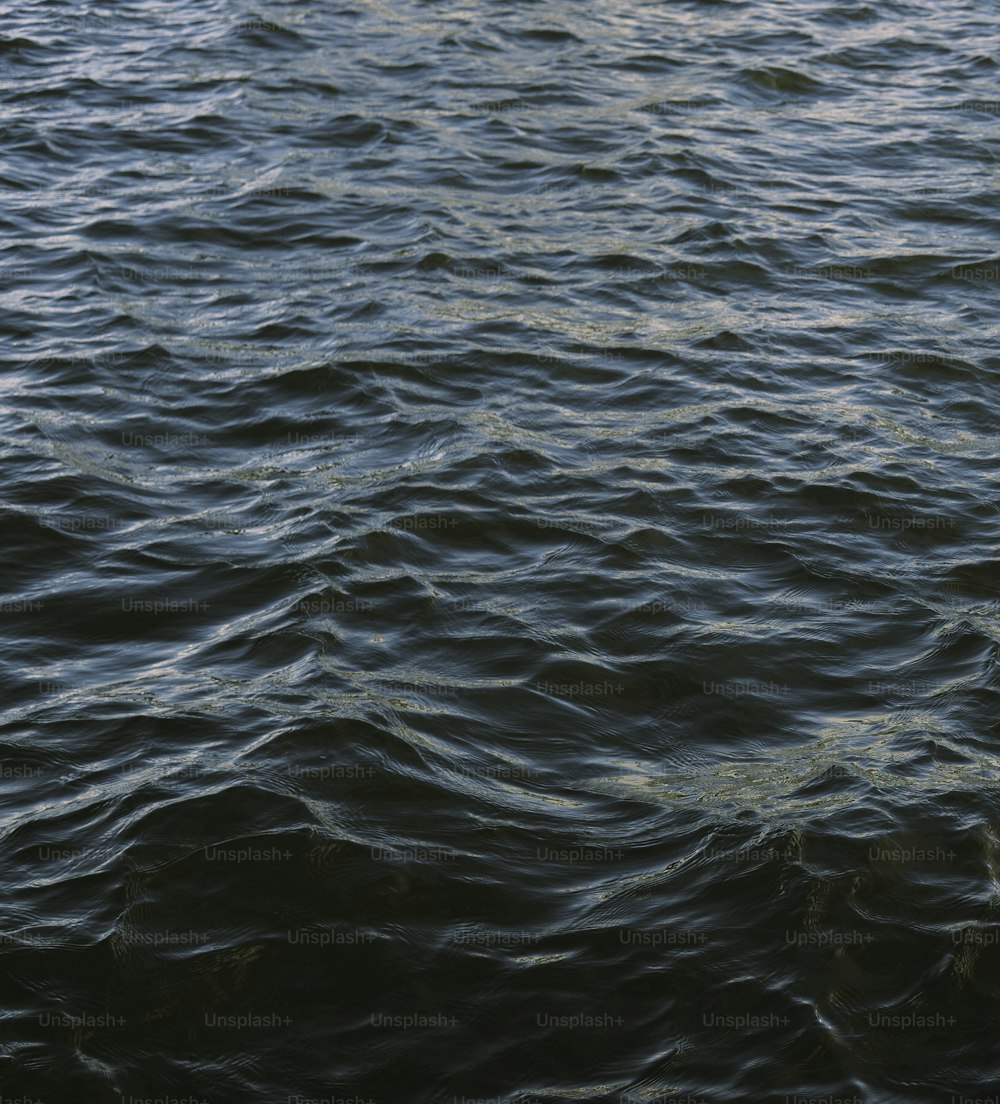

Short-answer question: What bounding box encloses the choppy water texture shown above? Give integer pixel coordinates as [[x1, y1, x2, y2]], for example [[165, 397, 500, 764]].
[[2, 0, 1000, 1100]]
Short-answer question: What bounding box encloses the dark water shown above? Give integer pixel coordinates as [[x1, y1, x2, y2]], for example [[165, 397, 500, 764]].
[[2, 0, 1000, 1101]]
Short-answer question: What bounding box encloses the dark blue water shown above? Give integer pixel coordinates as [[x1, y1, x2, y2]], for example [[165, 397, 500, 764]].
[[2, 1, 1000, 1101]]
